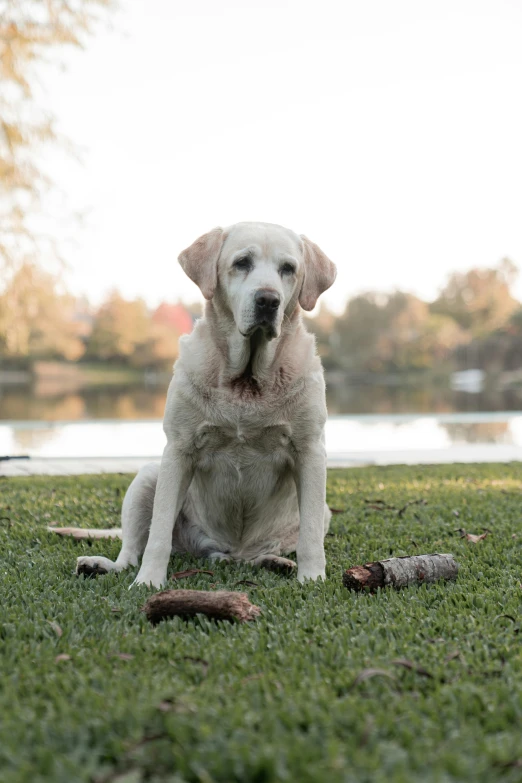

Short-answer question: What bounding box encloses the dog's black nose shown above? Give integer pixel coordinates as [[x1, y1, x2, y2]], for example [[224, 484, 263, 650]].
[[255, 290, 280, 318]]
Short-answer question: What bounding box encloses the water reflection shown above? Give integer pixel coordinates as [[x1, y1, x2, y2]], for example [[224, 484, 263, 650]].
[[3, 379, 522, 461], [441, 421, 512, 444], [2, 378, 522, 421], [4, 415, 522, 461], [325, 379, 522, 415], [0, 385, 168, 421]]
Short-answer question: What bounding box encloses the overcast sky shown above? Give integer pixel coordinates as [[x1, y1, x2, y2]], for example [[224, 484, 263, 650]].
[[42, 0, 522, 312]]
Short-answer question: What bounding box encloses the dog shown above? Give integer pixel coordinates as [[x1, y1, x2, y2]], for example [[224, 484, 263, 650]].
[[58, 222, 336, 587]]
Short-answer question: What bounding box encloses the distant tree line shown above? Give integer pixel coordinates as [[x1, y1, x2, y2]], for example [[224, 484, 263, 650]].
[[1, 257, 521, 376], [0, 261, 201, 369], [307, 258, 521, 375]]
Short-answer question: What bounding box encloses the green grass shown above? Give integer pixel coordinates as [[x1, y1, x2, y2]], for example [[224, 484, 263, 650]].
[[1, 464, 522, 783]]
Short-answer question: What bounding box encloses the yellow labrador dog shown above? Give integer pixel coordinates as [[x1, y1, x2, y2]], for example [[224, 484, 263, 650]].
[[69, 222, 336, 587]]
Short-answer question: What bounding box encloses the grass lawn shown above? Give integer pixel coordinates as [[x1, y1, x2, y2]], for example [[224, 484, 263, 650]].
[[1, 464, 522, 783]]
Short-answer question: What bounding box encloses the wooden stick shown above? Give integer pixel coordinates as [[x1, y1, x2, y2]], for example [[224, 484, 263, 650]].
[[47, 526, 123, 540], [142, 589, 261, 625], [343, 553, 458, 591]]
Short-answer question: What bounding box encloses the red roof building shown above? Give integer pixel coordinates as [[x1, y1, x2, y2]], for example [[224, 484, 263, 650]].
[[152, 303, 194, 335]]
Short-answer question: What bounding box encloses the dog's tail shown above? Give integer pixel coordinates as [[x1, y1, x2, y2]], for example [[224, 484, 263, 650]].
[[47, 526, 123, 540]]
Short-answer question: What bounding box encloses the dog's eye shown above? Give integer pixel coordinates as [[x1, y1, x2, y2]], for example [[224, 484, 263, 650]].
[[233, 256, 252, 271], [280, 262, 296, 276]]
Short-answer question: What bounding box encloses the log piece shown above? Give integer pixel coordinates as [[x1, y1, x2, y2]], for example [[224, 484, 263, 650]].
[[343, 553, 458, 592], [142, 589, 261, 625]]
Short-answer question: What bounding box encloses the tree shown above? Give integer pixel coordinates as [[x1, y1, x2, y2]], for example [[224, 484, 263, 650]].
[[431, 258, 519, 337], [86, 292, 150, 363], [303, 302, 339, 368], [331, 291, 465, 372], [0, 261, 85, 359], [1, 0, 112, 272], [334, 293, 389, 372], [376, 292, 465, 370]]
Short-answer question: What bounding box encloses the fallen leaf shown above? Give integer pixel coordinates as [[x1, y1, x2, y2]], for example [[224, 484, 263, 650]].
[[463, 532, 488, 543], [391, 658, 433, 678], [111, 607, 122, 613], [171, 568, 214, 580], [234, 580, 259, 587], [157, 700, 174, 713], [452, 509, 460, 517], [328, 507, 345, 514], [54, 654, 71, 663], [47, 620, 63, 638]]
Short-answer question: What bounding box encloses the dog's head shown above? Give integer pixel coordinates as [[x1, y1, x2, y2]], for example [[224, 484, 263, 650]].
[[178, 222, 336, 340]]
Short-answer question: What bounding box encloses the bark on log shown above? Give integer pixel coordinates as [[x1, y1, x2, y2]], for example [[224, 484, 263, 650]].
[[143, 589, 261, 625], [343, 553, 458, 592]]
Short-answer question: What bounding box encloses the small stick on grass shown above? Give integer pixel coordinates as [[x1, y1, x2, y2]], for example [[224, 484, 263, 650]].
[[343, 553, 458, 592], [143, 589, 261, 625]]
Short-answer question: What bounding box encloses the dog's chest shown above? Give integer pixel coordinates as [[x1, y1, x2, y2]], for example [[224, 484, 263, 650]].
[[193, 420, 294, 472]]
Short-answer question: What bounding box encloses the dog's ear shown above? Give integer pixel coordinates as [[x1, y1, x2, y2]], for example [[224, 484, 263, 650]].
[[178, 227, 225, 300], [298, 236, 337, 311]]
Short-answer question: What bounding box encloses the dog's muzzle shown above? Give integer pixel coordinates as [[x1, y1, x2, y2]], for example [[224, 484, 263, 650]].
[[254, 289, 280, 326]]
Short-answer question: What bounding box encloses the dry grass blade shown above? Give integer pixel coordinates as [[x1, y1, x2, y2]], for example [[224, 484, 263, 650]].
[[47, 620, 62, 638], [328, 507, 345, 514], [54, 654, 71, 663], [391, 658, 434, 678], [397, 498, 427, 517], [444, 650, 461, 662], [171, 568, 214, 580]]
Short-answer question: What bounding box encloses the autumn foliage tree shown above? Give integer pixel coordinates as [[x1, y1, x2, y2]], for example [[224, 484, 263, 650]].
[[0, 261, 84, 359], [1, 0, 112, 272], [85, 293, 150, 364], [431, 259, 518, 337]]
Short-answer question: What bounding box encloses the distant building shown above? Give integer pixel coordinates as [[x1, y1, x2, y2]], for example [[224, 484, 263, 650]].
[[152, 303, 195, 335]]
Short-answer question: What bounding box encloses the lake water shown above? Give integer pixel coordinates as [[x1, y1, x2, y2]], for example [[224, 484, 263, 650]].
[[2, 379, 522, 421], [2, 380, 522, 465]]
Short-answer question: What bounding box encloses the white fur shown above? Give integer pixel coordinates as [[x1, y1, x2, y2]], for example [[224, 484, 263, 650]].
[[75, 222, 336, 588]]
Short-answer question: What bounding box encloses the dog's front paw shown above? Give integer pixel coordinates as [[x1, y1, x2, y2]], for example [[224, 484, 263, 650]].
[[253, 554, 297, 574], [76, 556, 113, 577], [297, 564, 326, 583], [130, 569, 166, 590]]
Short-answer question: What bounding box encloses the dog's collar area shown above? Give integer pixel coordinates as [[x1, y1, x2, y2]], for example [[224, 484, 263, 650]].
[[230, 330, 266, 395]]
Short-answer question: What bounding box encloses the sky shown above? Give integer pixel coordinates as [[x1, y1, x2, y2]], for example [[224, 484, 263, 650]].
[[40, 0, 522, 313]]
